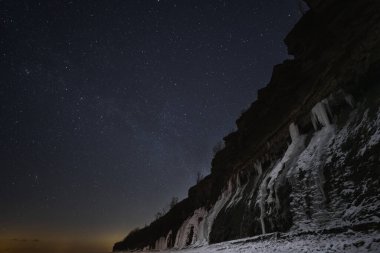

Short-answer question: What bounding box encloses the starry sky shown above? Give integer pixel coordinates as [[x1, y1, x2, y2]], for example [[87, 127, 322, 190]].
[[0, 0, 301, 252]]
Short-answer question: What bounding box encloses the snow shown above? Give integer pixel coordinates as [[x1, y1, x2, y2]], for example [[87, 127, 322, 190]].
[[287, 103, 380, 231], [367, 108, 380, 148], [136, 230, 380, 253], [287, 123, 336, 231]]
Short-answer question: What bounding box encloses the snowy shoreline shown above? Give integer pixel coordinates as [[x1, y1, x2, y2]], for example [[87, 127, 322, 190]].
[[118, 225, 380, 253]]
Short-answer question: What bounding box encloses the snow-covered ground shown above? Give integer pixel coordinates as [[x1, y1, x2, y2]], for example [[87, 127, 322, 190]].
[[142, 230, 380, 253]]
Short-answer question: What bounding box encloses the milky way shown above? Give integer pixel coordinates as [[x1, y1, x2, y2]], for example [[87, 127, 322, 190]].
[[0, 0, 301, 251]]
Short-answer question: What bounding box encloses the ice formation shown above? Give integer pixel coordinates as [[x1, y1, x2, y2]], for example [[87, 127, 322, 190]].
[[202, 182, 234, 242], [256, 122, 306, 234], [289, 122, 300, 142], [226, 174, 246, 209], [287, 124, 336, 230], [253, 161, 262, 176], [344, 93, 355, 108], [161, 98, 380, 250], [258, 174, 268, 234], [174, 208, 208, 248], [172, 179, 236, 249], [154, 230, 172, 250], [311, 99, 332, 130], [155, 236, 167, 250]]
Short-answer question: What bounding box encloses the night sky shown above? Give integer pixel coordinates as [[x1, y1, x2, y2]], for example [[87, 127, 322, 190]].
[[0, 0, 301, 252]]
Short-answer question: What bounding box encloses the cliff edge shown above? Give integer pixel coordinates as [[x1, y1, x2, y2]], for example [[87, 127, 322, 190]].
[[113, 0, 380, 251]]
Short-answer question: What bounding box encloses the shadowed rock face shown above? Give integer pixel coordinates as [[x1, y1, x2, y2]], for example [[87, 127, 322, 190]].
[[113, 0, 380, 251]]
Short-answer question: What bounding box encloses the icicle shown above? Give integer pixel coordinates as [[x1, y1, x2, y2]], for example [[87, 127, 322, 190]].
[[226, 176, 239, 209], [174, 217, 191, 248], [227, 178, 233, 192], [248, 161, 263, 206], [344, 94, 355, 108], [322, 99, 333, 118], [155, 236, 167, 250], [259, 180, 267, 234], [203, 187, 234, 244], [174, 208, 208, 249], [256, 122, 307, 235], [254, 161, 262, 176], [311, 101, 332, 130], [289, 122, 300, 143], [165, 230, 172, 248]]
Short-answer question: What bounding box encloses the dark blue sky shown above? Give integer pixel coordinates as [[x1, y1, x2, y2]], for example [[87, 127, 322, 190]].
[[0, 0, 301, 252]]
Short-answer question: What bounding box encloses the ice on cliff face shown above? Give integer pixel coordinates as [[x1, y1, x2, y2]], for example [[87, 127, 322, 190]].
[[287, 123, 336, 230], [256, 122, 306, 234], [151, 97, 380, 251], [311, 99, 332, 130], [174, 180, 235, 248], [155, 236, 167, 250], [174, 208, 208, 248]]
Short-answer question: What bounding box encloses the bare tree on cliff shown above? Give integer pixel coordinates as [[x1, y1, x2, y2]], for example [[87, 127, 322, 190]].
[[212, 141, 224, 155], [297, 0, 308, 15], [196, 171, 203, 184], [169, 197, 178, 209]]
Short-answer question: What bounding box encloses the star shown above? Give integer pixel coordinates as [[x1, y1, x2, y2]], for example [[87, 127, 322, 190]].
[[0, 0, 300, 252]]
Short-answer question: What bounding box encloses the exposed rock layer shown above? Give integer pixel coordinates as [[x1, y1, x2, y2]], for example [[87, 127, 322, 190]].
[[113, 0, 380, 251]]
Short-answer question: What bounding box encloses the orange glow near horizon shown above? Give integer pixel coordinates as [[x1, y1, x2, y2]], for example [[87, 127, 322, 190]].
[[0, 231, 125, 253]]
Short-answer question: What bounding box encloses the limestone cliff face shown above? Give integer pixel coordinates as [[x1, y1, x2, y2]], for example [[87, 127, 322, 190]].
[[113, 0, 380, 251]]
